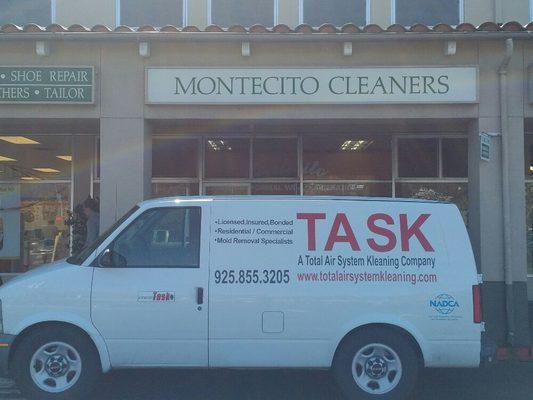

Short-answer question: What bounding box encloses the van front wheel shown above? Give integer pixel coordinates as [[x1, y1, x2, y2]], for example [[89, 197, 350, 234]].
[[333, 328, 419, 400], [11, 326, 100, 400]]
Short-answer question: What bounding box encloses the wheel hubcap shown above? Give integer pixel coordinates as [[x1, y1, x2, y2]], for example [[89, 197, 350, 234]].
[[351, 343, 402, 395], [365, 356, 388, 379], [30, 342, 82, 393], [45, 355, 69, 377]]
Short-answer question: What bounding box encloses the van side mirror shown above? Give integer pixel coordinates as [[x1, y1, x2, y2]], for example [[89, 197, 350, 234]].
[[98, 249, 127, 268]]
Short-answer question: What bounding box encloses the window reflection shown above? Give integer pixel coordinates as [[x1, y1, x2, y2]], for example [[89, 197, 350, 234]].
[[212, 0, 274, 27], [303, 0, 366, 27], [205, 138, 250, 179], [153, 139, 198, 178], [442, 138, 468, 178], [395, 0, 460, 26], [526, 183, 533, 275], [398, 138, 439, 178], [0, 0, 51, 26], [525, 134, 533, 179], [121, 0, 183, 27], [253, 138, 297, 178], [303, 136, 392, 180], [396, 182, 468, 223], [304, 183, 392, 197], [0, 134, 72, 274]]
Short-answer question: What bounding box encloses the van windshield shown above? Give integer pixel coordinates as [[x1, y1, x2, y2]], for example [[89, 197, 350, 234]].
[[67, 206, 140, 266]]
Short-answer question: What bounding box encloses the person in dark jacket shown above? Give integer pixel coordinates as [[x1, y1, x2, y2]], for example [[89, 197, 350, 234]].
[[83, 197, 100, 246]]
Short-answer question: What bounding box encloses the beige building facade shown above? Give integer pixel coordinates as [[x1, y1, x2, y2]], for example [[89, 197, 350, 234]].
[[0, 1, 533, 349]]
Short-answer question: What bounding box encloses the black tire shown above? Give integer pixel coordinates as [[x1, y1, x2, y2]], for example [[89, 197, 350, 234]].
[[11, 326, 101, 400], [333, 327, 420, 400]]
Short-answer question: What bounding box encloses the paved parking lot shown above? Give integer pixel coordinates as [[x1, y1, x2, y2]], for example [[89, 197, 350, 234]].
[[0, 362, 532, 400]]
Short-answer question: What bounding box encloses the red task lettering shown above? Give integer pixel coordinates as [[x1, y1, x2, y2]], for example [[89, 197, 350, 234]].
[[297, 212, 433, 252], [325, 213, 360, 251], [367, 213, 397, 252], [296, 213, 325, 251]]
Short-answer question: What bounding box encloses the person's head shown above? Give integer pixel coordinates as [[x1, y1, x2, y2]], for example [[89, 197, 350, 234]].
[[83, 197, 99, 216]]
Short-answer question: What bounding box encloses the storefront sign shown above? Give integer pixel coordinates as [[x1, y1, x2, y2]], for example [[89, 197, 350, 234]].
[[0, 66, 94, 104], [480, 132, 491, 161], [0, 185, 20, 259], [146, 67, 477, 104]]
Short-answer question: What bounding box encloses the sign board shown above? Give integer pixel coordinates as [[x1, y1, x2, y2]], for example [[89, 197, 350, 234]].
[[146, 67, 478, 105], [0, 66, 94, 104], [480, 132, 491, 161], [0, 184, 20, 259]]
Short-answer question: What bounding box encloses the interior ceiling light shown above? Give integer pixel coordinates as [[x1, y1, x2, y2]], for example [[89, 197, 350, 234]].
[[0, 155, 16, 162], [207, 139, 232, 151], [340, 140, 374, 151], [56, 155, 72, 161], [0, 136, 40, 145], [32, 168, 60, 173], [21, 176, 40, 181], [530, 164, 533, 172]]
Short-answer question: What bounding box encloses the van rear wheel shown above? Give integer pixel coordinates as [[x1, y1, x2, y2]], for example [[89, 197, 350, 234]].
[[11, 326, 100, 400], [333, 328, 419, 400]]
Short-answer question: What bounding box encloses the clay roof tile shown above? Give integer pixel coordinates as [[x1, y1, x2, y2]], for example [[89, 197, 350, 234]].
[[1, 23, 23, 33]]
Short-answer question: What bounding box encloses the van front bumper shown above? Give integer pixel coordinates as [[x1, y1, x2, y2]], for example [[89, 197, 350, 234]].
[[0, 334, 14, 377]]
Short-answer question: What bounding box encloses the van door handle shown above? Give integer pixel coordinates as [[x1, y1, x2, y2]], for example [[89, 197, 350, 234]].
[[196, 287, 204, 305]]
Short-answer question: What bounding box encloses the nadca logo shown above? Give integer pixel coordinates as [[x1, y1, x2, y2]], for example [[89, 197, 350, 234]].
[[430, 294, 459, 315], [138, 291, 175, 302]]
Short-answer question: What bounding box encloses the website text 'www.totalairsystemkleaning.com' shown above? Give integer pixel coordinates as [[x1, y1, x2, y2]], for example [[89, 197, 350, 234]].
[[297, 270, 438, 285]]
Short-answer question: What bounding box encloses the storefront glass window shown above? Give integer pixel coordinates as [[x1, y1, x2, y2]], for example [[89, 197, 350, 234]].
[[398, 138, 439, 178], [526, 183, 533, 275], [396, 182, 468, 221], [0, 134, 73, 274], [395, 0, 460, 26], [20, 183, 71, 268], [120, 0, 183, 27], [525, 134, 533, 179], [205, 184, 249, 195], [442, 138, 468, 178], [152, 183, 199, 198], [153, 138, 198, 178], [0, 0, 51, 26], [151, 133, 466, 203], [205, 138, 250, 179], [302, 0, 366, 26], [304, 182, 392, 197], [303, 136, 391, 180], [253, 138, 297, 178], [525, 134, 533, 274], [211, 0, 274, 27], [252, 183, 299, 195]]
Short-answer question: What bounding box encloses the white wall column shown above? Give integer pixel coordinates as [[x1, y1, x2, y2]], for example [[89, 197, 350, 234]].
[[99, 118, 151, 230], [72, 135, 94, 207]]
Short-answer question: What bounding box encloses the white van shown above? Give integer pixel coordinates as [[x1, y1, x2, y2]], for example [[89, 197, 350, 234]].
[[0, 196, 487, 400]]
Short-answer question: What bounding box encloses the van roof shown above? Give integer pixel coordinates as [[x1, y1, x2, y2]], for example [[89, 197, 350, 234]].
[[139, 195, 452, 207]]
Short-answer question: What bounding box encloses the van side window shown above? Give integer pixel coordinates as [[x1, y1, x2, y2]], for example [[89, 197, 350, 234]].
[[106, 207, 201, 268]]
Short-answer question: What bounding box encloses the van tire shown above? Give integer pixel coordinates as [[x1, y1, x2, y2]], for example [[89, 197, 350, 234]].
[[11, 326, 100, 400], [333, 327, 419, 400]]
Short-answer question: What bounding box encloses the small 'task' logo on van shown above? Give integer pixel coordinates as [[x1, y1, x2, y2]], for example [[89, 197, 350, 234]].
[[138, 291, 175, 302]]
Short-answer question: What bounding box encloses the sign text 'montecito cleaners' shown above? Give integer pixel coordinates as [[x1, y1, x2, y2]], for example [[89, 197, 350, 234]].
[[0, 66, 94, 104], [146, 67, 477, 104]]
